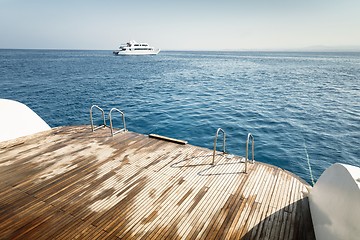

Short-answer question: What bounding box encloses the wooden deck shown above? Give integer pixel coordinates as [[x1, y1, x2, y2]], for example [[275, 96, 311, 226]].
[[0, 126, 315, 239]]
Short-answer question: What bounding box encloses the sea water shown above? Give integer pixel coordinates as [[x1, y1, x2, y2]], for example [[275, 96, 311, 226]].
[[1, 49, 359, 184]]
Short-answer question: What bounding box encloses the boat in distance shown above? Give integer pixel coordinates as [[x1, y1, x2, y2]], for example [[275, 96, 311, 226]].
[[113, 40, 160, 56]]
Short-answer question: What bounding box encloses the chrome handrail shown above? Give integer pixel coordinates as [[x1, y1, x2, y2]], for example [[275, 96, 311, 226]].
[[109, 108, 127, 136], [245, 133, 255, 173], [90, 105, 106, 132], [212, 128, 226, 165]]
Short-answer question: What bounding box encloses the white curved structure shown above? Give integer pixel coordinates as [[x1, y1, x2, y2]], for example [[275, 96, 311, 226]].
[[113, 40, 160, 55], [0, 99, 51, 142], [309, 163, 360, 240], [2, 99, 360, 240]]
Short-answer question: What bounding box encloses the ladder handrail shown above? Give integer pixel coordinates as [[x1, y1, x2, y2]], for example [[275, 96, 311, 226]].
[[109, 108, 127, 136], [245, 133, 255, 173], [90, 105, 106, 132], [212, 128, 226, 165]]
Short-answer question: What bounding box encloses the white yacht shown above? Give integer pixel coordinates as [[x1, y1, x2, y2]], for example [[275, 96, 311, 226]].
[[113, 40, 160, 56]]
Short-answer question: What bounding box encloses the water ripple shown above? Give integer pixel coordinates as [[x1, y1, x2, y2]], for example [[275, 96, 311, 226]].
[[1, 49, 359, 184]]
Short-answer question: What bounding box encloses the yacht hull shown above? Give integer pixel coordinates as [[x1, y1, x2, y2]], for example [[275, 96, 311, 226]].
[[113, 49, 160, 56]]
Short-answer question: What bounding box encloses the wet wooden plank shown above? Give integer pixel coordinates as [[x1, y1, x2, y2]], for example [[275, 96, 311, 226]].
[[0, 126, 315, 239]]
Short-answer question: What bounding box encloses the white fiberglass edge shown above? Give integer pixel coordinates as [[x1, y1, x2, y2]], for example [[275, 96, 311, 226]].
[[0, 99, 51, 142], [309, 163, 360, 240]]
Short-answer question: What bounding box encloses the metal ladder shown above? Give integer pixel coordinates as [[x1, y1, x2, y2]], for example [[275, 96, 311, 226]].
[[109, 108, 127, 136], [245, 133, 255, 173], [212, 128, 226, 165], [212, 128, 255, 173], [90, 105, 127, 136], [90, 105, 106, 132]]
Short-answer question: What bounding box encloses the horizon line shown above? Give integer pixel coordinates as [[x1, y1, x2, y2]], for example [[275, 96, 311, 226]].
[[1, 47, 360, 53]]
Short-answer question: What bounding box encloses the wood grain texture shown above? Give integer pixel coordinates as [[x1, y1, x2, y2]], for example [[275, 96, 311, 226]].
[[0, 126, 315, 239]]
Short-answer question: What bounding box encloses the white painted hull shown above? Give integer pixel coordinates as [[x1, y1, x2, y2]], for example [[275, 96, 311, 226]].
[[113, 49, 160, 56], [0, 99, 51, 142], [309, 163, 360, 240]]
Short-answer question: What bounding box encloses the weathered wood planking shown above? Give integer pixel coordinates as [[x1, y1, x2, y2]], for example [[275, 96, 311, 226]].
[[0, 126, 315, 239]]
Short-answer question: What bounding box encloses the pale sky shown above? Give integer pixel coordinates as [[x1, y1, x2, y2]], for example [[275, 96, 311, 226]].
[[0, 0, 359, 50]]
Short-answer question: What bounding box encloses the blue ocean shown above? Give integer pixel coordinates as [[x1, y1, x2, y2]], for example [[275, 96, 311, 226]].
[[1, 49, 359, 184]]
